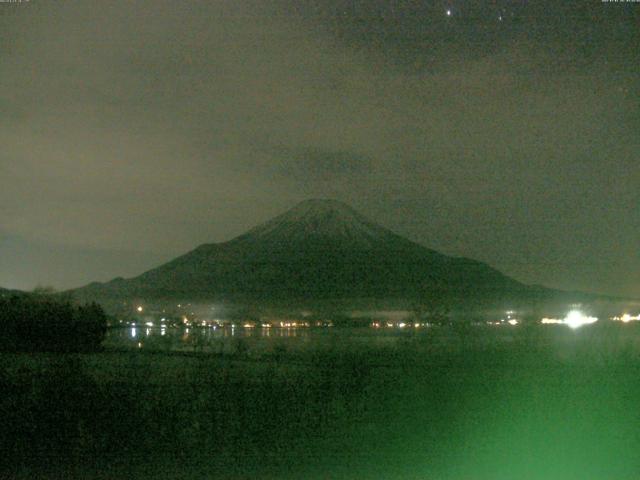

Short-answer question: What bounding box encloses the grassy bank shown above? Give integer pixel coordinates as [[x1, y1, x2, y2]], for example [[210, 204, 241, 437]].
[[2, 325, 640, 479]]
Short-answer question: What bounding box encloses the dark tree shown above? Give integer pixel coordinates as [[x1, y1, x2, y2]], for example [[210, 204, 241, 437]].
[[0, 295, 107, 352]]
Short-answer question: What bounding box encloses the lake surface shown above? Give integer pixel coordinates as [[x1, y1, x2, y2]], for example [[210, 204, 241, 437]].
[[104, 321, 640, 359], [104, 324, 422, 355]]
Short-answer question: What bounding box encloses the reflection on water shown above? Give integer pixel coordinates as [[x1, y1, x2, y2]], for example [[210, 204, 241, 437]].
[[104, 324, 412, 355], [106, 325, 317, 354], [117, 325, 312, 340]]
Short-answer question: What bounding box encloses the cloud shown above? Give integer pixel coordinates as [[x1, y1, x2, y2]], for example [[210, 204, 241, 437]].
[[0, 1, 637, 295], [264, 145, 374, 183]]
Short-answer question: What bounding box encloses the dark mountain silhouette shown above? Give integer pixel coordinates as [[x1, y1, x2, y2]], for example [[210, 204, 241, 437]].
[[71, 199, 563, 306], [0, 287, 25, 298]]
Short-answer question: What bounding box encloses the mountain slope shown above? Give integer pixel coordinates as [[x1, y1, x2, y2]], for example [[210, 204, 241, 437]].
[[73, 199, 531, 304]]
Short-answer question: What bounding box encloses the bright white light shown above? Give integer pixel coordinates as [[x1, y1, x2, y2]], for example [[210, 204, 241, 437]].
[[398, 322, 406, 328], [508, 319, 518, 326], [145, 321, 153, 327], [136, 306, 143, 313], [446, 9, 451, 16], [564, 310, 598, 329]]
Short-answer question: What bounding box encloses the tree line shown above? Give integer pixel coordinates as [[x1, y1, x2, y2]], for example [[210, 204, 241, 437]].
[[0, 294, 107, 352]]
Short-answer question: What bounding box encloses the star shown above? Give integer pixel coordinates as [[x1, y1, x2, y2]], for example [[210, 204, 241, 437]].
[[446, 9, 452, 17]]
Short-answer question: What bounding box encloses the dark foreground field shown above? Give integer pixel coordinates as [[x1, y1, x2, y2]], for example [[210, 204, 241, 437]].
[[2, 324, 640, 480]]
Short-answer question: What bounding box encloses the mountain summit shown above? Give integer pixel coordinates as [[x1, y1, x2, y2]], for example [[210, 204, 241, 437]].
[[234, 199, 427, 251], [73, 199, 530, 305], [241, 199, 385, 245]]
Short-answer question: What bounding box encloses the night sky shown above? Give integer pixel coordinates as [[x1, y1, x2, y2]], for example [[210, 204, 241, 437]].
[[0, 1, 638, 297]]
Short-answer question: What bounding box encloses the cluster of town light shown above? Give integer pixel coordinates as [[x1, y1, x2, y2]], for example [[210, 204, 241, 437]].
[[484, 311, 519, 326], [612, 313, 640, 323], [541, 310, 598, 329], [131, 303, 640, 331], [539, 311, 640, 329], [371, 321, 426, 328]]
